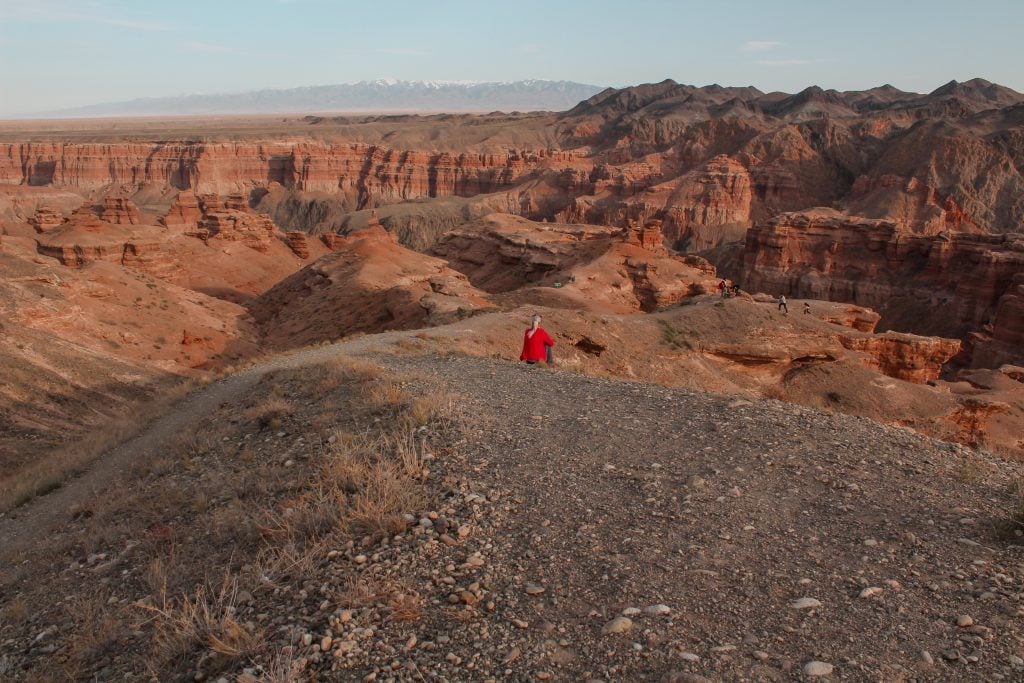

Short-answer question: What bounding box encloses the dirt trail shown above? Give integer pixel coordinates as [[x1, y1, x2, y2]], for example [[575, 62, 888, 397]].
[[0, 332, 401, 568]]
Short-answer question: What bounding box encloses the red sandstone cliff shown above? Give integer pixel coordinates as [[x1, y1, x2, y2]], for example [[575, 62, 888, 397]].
[[0, 142, 555, 200], [738, 210, 1024, 366]]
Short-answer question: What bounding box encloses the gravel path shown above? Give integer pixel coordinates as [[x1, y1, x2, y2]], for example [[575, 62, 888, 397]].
[[348, 353, 1024, 681]]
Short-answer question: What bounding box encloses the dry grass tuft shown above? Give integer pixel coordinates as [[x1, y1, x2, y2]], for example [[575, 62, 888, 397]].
[[142, 576, 264, 670], [350, 461, 425, 536], [954, 453, 994, 483], [245, 396, 294, 429], [58, 595, 126, 677], [366, 381, 411, 411], [3, 595, 29, 624]]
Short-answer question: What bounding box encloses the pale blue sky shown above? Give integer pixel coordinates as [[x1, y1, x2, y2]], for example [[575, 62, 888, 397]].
[[1, 0, 1021, 115]]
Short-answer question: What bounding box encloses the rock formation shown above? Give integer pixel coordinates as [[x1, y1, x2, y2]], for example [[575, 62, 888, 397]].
[[172, 192, 279, 252], [969, 273, 1024, 368], [322, 232, 345, 250], [159, 190, 202, 230], [29, 207, 63, 233], [0, 141, 549, 199], [249, 221, 492, 347], [34, 203, 159, 268], [286, 231, 310, 258], [430, 214, 719, 313], [98, 196, 140, 225], [738, 210, 1024, 366], [838, 332, 961, 383]]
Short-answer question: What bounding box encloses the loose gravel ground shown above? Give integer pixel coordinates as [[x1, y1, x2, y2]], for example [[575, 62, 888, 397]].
[[3, 344, 1024, 682]]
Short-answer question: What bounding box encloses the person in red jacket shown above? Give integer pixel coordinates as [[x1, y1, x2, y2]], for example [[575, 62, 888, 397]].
[[520, 314, 555, 366]]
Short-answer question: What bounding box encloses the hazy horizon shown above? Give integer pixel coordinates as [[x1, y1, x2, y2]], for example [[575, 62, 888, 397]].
[[1, 0, 1022, 116]]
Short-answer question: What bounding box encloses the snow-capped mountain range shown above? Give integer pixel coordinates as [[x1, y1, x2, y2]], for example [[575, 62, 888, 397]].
[[32, 80, 605, 118]]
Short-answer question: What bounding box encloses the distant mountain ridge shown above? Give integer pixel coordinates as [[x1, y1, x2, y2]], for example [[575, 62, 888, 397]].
[[30, 80, 606, 118], [568, 77, 1024, 122]]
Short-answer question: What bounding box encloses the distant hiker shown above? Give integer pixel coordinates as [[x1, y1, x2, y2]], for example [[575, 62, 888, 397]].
[[778, 295, 789, 314], [803, 301, 811, 315], [520, 314, 555, 366], [718, 279, 727, 297], [731, 283, 740, 297]]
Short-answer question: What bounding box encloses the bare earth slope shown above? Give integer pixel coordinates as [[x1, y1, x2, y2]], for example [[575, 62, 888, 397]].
[[2, 334, 1024, 680]]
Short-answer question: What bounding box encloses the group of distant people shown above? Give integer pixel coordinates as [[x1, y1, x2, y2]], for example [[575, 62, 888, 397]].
[[718, 279, 741, 298], [776, 295, 811, 315]]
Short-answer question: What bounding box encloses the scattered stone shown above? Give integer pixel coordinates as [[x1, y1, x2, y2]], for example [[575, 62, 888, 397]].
[[791, 597, 822, 609], [803, 661, 834, 677], [601, 616, 633, 635], [957, 615, 974, 628], [524, 582, 546, 596], [643, 604, 672, 616], [661, 673, 713, 683], [859, 587, 883, 598]]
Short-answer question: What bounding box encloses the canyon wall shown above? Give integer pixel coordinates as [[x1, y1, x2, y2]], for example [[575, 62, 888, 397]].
[[739, 210, 1024, 365], [0, 142, 577, 201]]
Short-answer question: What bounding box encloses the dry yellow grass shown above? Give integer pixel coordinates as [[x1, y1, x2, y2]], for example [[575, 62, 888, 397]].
[[244, 395, 294, 428], [142, 576, 264, 671], [0, 377, 199, 512], [2, 353, 462, 679]]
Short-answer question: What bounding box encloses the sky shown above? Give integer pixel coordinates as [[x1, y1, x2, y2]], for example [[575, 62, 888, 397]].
[[1, 0, 1022, 116]]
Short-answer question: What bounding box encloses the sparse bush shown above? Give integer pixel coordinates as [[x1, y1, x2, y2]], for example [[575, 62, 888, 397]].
[[245, 396, 293, 429], [659, 319, 694, 350]]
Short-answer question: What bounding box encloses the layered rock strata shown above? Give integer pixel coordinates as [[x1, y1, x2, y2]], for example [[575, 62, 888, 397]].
[[0, 142, 564, 199], [98, 196, 140, 225], [839, 332, 961, 383], [739, 210, 1024, 365], [286, 231, 310, 258], [29, 207, 63, 233]]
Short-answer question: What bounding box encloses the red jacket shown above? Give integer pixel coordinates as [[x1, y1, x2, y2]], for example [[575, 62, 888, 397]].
[[520, 327, 554, 361]]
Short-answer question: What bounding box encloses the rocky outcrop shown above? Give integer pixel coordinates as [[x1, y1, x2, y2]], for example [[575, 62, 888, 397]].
[[595, 155, 757, 251], [970, 273, 1024, 368], [738, 210, 1024, 360], [844, 175, 981, 234], [286, 231, 310, 258], [159, 190, 202, 230], [98, 196, 140, 225], [172, 192, 279, 252], [431, 214, 719, 312], [248, 221, 492, 347], [322, 233, 345, 250], [29, 207, 63, 233], [821, 306, 881, 333], [839, 332, 961, 383]]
